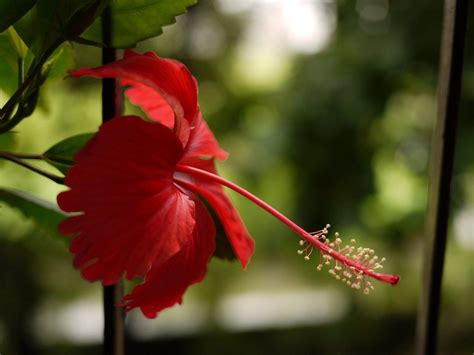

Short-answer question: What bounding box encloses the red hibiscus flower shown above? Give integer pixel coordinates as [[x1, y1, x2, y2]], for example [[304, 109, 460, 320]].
[[58, 50, 399, 319]]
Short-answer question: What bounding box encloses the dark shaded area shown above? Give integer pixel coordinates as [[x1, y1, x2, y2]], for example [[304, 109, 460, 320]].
[[40, 315, 416, 355], [0, 237, 41, 354]]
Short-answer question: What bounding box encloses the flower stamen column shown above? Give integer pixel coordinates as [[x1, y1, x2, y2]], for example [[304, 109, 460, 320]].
[[175, 164, 399, 288]]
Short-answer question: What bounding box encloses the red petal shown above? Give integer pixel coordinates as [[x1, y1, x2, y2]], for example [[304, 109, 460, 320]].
[[123, 81, 174, 128], [182, 112, 228, 161], [123, 196, 216, 318], [70, 50, 197, 130], [175, 159, 255, 268], [57, 116, 196, 284]]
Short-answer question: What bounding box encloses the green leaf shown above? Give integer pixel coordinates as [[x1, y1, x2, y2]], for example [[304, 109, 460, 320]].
[[0, 33, 74, 97], [0, 33, 18, 95], [0, 187, 67, 240], [5, 26, 28, 58], [82, 0, 197, 48], [15, 0, 108, 57], [43, 133, 93, 174], [43, 42, 75, 80], [0, 132, 18, 167], [0, 132, 18, 151], [0, 0, 36, 33]]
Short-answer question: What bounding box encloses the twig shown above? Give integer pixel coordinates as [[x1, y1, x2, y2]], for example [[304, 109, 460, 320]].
[[0, 152, 64, 184], [415, 1, 468, 354], [101, 6, 125, 355]]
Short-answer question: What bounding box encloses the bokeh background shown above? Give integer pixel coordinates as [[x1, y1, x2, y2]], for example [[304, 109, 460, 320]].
[[0, 1, 473, 354]]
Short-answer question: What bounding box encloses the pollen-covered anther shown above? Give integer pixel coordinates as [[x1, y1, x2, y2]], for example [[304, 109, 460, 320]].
[[374, 263, 383, 270], [310, 224, 331, 239], [299, 229, 393, 294], [297, 240, 314, 261]]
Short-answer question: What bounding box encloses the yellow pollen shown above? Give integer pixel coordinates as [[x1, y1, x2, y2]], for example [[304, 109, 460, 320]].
[[296, 224, 386, 295]]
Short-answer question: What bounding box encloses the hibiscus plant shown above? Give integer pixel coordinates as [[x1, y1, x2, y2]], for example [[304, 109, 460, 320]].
[[0, 0, 399, 323]]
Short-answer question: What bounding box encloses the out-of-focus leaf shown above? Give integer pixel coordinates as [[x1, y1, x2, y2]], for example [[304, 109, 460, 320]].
[[0, 33, 18, 95], [0, 132, 18, 151], [43, 42, 75, 80], [0, 33, 73, 96], [82, 0, 197, 48], [0, 132, 18, 168], [0, 0, 36, 33], [0, 187, 67, 240], [5, 26, 28, 58], [43, 133, 93, 174]]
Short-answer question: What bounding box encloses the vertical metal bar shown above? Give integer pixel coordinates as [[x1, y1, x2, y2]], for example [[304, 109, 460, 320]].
[[101, 6, 125, 355], [416, 0, 468, 354]]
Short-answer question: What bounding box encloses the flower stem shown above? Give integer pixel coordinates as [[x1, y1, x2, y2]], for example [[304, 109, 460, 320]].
[[175, 164, 399, 285], [0, 151, 43, 160], [0, 151, 64, 184], [0, 38, 63, 124]]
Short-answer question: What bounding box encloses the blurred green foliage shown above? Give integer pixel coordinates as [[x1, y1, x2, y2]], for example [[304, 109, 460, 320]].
[[0, 1, 473, 354]]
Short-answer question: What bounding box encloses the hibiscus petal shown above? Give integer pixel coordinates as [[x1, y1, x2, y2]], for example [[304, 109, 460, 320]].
[[174, 159, 255, 268], [70, 50, 198, 129], [123, 81, 174, 128], [182, 112, 228, 161], [58, 116, 196, 284], [122, 196, 216, 318]]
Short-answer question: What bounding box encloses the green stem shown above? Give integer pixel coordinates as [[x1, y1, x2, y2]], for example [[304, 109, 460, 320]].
[[0, 152, 64, 184], [0, 38, 64, 125], [0, 151, 43, 160], [0, 107, 30, 133]]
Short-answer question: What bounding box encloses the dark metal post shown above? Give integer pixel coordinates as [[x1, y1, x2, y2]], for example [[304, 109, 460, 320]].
[[101, 7, 125, 355], [416, 0, 468, 354]]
